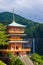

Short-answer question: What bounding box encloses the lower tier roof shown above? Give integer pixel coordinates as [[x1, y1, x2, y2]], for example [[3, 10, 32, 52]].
[[0, 48, 31, 52], [9, 34, 26, 36], [9, 41, 29, 43]]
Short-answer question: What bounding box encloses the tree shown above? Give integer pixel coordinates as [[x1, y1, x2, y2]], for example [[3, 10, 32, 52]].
[[14, 58, 25, 65], [34, 24, 43, 55], [8, 52, 18, 65], [8, 52, 25, 65], [0, 23, 9, 48], [31, 53, 41, 62], [31, 53, 43, 65]]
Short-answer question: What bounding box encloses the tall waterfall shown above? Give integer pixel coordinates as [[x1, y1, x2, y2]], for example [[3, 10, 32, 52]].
[[33, 38, 35, 53]]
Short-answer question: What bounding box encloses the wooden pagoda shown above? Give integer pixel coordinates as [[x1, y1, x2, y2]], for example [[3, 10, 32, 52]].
[[0, 10, 31, 56]]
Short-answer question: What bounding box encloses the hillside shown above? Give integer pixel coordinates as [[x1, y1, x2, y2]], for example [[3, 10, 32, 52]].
[[0, 12, 39, 26], [0, 12, 39, 37]]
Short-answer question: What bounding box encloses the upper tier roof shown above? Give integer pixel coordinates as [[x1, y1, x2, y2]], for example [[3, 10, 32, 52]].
[[8, 21, 26, 27]]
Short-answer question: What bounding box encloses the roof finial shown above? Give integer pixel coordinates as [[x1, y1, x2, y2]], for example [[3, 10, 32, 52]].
[[12, 8, 15, 22]]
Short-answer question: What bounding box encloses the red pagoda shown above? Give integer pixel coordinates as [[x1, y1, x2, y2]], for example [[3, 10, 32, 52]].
[[0, 10, 31, 56]]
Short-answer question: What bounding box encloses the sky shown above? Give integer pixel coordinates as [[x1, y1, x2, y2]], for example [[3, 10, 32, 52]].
[[0, 0, 43, 23]]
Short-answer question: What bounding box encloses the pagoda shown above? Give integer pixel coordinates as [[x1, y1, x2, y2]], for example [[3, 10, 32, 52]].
[[6, 10, 31, 56]]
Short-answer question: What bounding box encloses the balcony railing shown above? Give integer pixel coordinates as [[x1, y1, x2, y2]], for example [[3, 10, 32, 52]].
[[8, 31, 24, 34], [9, 38, 23, 41], [9, 38, 29, 41], [0, 48, 31, 52], [9, 34, 26, 36], [9, 40, 29, 43]]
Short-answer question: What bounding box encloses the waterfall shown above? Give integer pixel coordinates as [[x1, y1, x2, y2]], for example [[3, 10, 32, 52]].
[[33, 38, 35, 53]]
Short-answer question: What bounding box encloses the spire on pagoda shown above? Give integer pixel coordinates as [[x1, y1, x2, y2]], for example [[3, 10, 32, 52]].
[[12, 8, 15, 23], [8, 8, 26, 27]]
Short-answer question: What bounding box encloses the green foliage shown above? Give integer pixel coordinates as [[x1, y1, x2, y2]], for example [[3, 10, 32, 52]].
[[0, 60, 6, 65], [8, 53, 17, 61], [0, 23, 9, 47], [35, 24, 43, 55], [14, 58, 25, 65], [8, 52, 18, 65], [41, 56, 43, 60], [31, 53, 41, 62], [31, 53, 43, 65], [7, 52, 25, 65], [34, 24, 43, 38], [0, 23, 6, 31]]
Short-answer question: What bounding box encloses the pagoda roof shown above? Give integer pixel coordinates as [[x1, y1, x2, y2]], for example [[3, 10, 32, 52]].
[[8, 21, 26, 27], [9, 34, 26, 36], [9, 41, 29, 43]]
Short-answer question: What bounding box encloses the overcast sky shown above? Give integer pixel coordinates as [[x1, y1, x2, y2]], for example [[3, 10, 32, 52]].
[[0, 0, 43, 23]]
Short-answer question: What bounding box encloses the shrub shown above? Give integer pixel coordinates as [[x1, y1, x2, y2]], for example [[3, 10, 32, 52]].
[[31, 53, 41, 62], [14, 58, 25, 65], [0, 60, 6, 65], [8, 52, 25, 65]]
